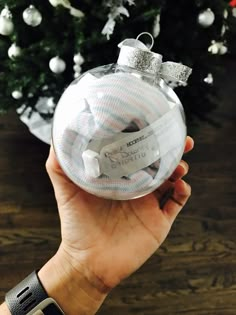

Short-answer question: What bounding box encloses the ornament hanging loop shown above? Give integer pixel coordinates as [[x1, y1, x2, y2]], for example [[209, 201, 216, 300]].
[[136, 32, 154, 50]]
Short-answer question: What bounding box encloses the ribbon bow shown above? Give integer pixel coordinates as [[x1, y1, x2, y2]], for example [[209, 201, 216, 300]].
[[117, 33, 192, 85]]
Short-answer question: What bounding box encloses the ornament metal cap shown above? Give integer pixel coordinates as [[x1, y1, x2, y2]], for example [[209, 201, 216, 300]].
[[117, 32, 163, 75]]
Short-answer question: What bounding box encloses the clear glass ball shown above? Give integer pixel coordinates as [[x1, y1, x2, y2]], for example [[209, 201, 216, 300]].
[[52, 64, 187, 200]]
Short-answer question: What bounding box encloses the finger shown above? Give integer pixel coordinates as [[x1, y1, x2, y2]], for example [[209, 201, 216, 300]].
[[155, 137, 192, 200], [46, 146, 63, 173], [46, 146, 74, 188], [46, 147, 100, 206], [156, 160, 189, 199], [46, 146, 62, 180], [169, 160, 189, 182], [184, 136, 194, 154], [162, 179, 191, 225]]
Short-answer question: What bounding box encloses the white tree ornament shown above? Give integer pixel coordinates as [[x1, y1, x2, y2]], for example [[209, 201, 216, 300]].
[[49, 56, 66, 73], [198, 8, 215, 28], [8, 43, 22, 59], [0, 6, 14, 36]]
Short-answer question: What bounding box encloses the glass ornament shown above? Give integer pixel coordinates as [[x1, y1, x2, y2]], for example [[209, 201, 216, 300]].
[[8, 43, 21, 59], [23, 5, 42, 27], [49, 56, 66, 74], [53, 33, 192, 200], [198, 8, 215, 28], [12, 90, 23, 100]]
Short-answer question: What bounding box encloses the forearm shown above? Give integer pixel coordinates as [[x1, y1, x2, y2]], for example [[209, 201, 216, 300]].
[[1, 249, 108, 315]]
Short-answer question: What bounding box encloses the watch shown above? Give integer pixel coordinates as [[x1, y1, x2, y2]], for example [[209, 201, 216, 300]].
[[5, 270, 65, 315]]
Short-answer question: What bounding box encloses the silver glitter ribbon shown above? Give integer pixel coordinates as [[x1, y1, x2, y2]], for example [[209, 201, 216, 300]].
[[117, 34, 192, 85]]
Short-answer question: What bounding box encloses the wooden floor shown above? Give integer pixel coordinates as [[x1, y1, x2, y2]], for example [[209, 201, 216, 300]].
[[0, 60, 236, 314]]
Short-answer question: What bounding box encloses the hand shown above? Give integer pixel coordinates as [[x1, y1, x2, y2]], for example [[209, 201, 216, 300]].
[[46, 136, 194, 293]]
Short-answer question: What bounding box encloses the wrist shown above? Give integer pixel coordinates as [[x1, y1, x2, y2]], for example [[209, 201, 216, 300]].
[[38, 246, 108, 315]]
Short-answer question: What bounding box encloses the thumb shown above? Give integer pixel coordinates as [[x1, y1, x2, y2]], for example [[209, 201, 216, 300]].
[[46, 146, 79, 205]]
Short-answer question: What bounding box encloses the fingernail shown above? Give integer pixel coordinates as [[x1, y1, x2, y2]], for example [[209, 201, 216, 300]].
[[183, 181, 191, 193], [177, 180, 191, 195], [180, 160, 189, 172]]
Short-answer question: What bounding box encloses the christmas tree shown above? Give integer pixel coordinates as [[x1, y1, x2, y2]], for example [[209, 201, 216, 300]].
[[0, 0, 235, 141]]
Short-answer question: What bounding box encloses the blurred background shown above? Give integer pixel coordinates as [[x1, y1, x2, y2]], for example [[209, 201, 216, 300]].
[[0, 0, 236, 314]]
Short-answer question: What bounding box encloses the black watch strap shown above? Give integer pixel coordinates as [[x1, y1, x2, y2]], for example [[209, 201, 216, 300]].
[[5, 271, 64, 315]]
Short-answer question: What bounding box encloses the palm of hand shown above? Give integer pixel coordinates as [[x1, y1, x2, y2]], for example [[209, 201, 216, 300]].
[[56, 177, 175, 289]]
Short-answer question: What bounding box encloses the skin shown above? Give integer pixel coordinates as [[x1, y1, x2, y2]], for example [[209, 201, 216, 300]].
[[1, 136, 194, 315]]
